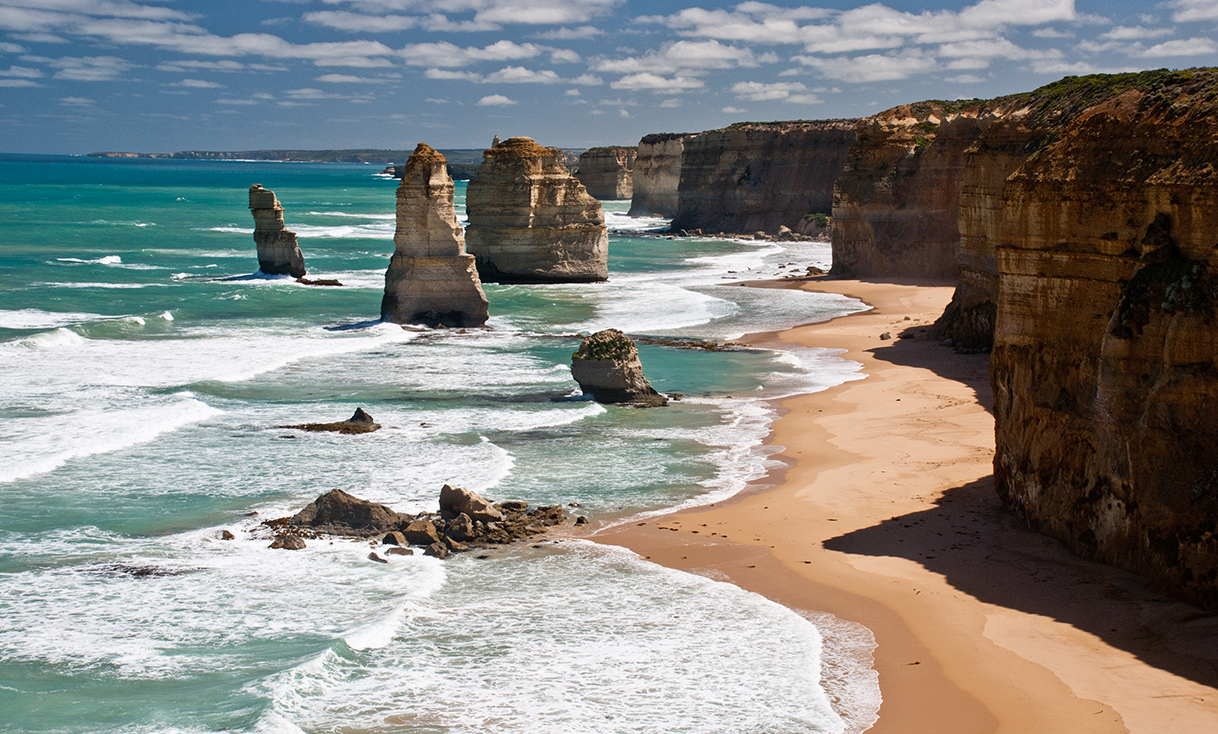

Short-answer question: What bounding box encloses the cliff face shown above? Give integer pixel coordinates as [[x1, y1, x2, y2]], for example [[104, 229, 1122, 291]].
[[829, 103, 983, 280], [248, 184, 306, 277], [465, 136, 608, 283], [987, 70, 1218, 608], [381, 143, 488, 328], [669, 121, 857, 234], [628, 134, 684, 218], [575, 147, 636, 200]]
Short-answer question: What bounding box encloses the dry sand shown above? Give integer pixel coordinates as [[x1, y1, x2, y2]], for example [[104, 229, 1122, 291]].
[[593, 277, 1218, 734]]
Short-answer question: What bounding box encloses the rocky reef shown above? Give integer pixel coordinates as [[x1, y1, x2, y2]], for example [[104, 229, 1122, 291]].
[[629, 133, 685, 218], [830, 102, 983, 280], [669, 121, 857, 235], [279, 407, 381, 434], [381, 143, 489, 328], [575, 146, 636, 200], [570, 329, 667, 407], [249, 184, 306, 278], [985, 69, 1218, 608], [266, 485, 571, 558], [465, 136, 608, 283]]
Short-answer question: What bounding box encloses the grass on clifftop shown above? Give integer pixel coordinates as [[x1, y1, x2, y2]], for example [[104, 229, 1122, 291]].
[[573, 330, 636, 361], [987, 68, 1218, 122]]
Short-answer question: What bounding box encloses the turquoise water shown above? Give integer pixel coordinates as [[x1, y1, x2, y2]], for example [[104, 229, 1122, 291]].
[[0, 155, 876, 734]]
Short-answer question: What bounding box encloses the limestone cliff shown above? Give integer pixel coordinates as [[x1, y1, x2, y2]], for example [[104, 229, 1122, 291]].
[[465, 136, 608, 283], [249, 184, 306, 277], [628, 134, 684, 217], [830, 102, 984, 280], [575, 146, 636, 200], [986, 69, 1218, 608], [669, 121, 856, 234], [381, 143, 489, 328]]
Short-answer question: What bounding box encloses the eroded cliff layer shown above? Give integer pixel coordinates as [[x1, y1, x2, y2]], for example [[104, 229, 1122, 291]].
[[575, 147, 636, 200], [670, 121, 856, 234], [381, 143, 488, 327], [830, 102, 984, 280], [465, 136, 608, 283], [988, 69, 1218, 607], [628, 134, 684, 217], [249, 184, 306, 277]]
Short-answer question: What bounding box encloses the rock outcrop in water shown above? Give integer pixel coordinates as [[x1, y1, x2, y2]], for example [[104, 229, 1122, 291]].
[[381, 143, 489, 328], [465, 136, 608, 283], [279, 407, 381, 434], [570, 329, 667, 407], [982, 69, 1218, 608], [830, 103, 983, 280], [249, 184, 306, 278], [629, 133, 685, 218], [575, 146, 635, 200], [669, 121, 857, 235]]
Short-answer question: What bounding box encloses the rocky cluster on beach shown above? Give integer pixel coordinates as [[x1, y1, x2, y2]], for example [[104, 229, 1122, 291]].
[[570, 329, 667, 407], [575, 146, 636, 200], [465, 136, 608, 283], [381, 143, 489, 328], [248, 184, 306, 278], [263, 485, 572, 559]]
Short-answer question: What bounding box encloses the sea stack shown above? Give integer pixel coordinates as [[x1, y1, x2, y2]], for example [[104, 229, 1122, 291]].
[[575, 147, 636, 200], [465, 136, 608, 283], [249, 184, 306, 277], [381, 143, 489, 328], [628, 133, 684, 218], [570, 329, 667, 407]]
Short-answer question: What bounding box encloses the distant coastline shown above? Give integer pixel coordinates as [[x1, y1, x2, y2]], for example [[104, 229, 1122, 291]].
[[86, 147, 585, 167]]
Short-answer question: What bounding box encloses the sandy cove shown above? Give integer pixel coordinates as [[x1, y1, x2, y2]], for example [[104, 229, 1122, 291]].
[[593, 277, 1218, 734]]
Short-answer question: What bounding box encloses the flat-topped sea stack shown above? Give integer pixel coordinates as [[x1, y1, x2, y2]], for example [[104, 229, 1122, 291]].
[[629, 133, 685, 218], [570, 329, 667, 407], [670, 121, 857, 235], [465, 136, 608, 283], [575, 146, 636, 200], [381, 143, 489, 328], [249, 184, 306, 277]]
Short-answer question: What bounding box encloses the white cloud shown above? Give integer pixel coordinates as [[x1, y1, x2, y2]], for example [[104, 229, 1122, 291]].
[[1169, 0, 1218, 22], [945, 73, 986, 83], [721, 105, 745, 113], [157, 59, 245, 72], [216, 98, 259, 105], [49, 55, 134, 81], [0, 77, 37, 86], [618, 108, 629, 116], [425, 68, 481, 81], [609, 72, 704, 92], [1031, 27, 1073, 38], [0, 64, 40, 77], [1101, 25, 1174, 40], [175, 78, 224, 88], [795, 49, 937, 82], [399, 40, 543, 67], [58, 95, 93, 105], [304, 11, 418, 32], [596, 40, 762, 74], [550, 48, 580, 63], [732, 80, 821, 103], [659, 98, 682, 107], [0, 41, 25, 53], [317, 0, 621, 26], [316, 73, 385, 82], [564, 88, 580, 95], [570, 73, 602, 85], [483, 65, 561, 83], [476, 93, 517, 105], [534, 25, 602, 39], [1140, 37, 1218, 56], [1028, 59, 1138, 74]]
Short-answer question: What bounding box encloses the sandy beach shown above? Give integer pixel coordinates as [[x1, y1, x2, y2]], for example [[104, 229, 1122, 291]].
[[594, 277, 1218, 734]]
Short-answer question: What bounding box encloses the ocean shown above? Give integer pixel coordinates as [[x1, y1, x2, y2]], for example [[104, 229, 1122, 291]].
[[0, 154, 879, 734]]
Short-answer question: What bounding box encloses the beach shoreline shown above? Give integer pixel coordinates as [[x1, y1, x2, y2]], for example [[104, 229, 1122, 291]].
[[592, 276, 1218, 733]]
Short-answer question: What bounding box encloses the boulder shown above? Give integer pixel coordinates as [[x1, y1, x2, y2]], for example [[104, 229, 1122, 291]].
[[385, 547, 414, 556], [402, 519, 440, 546], [382, 531, 408, 546], [249, 184, 306, 277], [368, 552, 388, 564], [279, 407, 381, 434], [381, 143, 489, 328], [439, 484, 504, 523], [270, 535, 306, 550], [423, 542, 450, 559], [570, 329, 667, 407], [465, 136, 608, 283], [289, 488, 408, 537], [444, 513, 475, 541]]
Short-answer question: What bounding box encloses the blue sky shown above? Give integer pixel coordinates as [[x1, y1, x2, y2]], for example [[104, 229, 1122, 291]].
[[1, 0, 1216, 154]]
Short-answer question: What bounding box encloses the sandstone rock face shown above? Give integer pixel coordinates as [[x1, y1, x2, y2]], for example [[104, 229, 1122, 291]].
[[669, 121, 857, 234], [629, 134, 684, 217], [465, 136, 608, 283], [987, 70, 1218, 608], [381, 143, 489, 328], [575, 146, 636, 200], [830, 103, 983, 280], [249, 184, 306, 278], [571, 329, 667, 407], [439, 483, 504, 523]]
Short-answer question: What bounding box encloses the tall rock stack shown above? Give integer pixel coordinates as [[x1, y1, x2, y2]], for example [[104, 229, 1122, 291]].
[[628, 134, 684, 218], [249, 184, 306, 277], [381, 143, 489, 328], [575, 147, 636, 200], [465, 136, 608, 283]]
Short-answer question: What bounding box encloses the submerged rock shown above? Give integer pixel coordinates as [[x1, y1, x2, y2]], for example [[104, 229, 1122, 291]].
[[570, 329, 667, 407], [381, 143, 489, 328], [465, 136, 608, 283], [249, 184, 306, 278], [279, 407, 381, 435], [289, 488, 407, 537]]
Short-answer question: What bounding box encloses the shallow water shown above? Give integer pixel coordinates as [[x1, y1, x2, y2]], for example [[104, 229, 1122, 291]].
[[0, 155, 876, 733]]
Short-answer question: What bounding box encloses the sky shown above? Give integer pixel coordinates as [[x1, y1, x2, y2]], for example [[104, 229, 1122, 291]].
[[0, 0, 1216, 154]]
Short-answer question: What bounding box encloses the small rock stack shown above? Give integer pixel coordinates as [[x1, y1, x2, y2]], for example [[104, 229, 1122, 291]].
[[249, 184, 306, 278], [570, 329, 667, 407]]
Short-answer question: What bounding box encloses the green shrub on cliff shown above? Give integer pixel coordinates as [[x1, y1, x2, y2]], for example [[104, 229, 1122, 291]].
[[573, 329, 636, 361]]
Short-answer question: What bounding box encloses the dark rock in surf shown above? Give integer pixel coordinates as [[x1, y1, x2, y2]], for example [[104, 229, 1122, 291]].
[[279, 407, 381, 435], [289, 488, 407, 537]]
